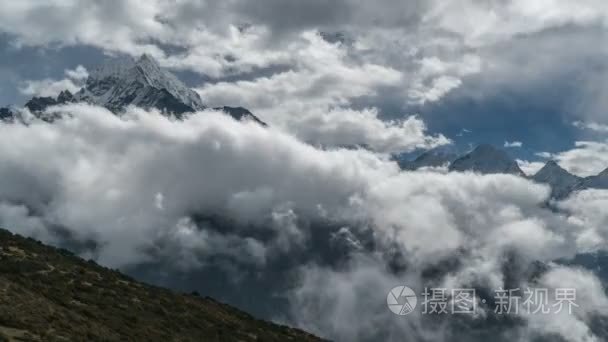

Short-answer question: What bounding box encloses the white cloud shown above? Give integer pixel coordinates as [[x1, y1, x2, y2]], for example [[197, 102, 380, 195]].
[[0, 1, 168, 57], [549, 141, 608, 177], [0, 202, 55, 244], [517, 159, 545, 175], [19, 79, 80, 98], [559, 189, 608, 252], [406, 54, 481, 105], [19, 65, 88, 97], [197, 32, 449, 153], [3, 0, 607, 120], [527, 266, 608, 342], [64, 65, 89, 81], [196, 31, 403, 107], [0, 104, 399, 266], [273, 108, 450, 153], [0, 104, 605, 340], [537, 152, 555, 159], [573, 121, 608, 133], [505, 141, 523, 148], [426, 0, 608, 47], [408, 75, 462, 105]]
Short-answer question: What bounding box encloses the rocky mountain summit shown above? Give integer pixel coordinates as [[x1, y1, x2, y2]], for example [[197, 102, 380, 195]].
[[531, 160, 583, 198], [75, 54, 204, 116], [448, 144, 525, 176], [1, 54, 264, 124]]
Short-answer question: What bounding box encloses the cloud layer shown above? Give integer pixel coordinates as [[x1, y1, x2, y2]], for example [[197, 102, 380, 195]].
[[538, 141, 608, 177], [0, 105, 606, 341], [19, 65, 88, 98]]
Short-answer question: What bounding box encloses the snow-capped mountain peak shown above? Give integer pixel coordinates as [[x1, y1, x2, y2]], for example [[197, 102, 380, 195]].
[[449, 144, 524, 175], [1, 54, 265, 125], [533, 160, 576, 181], [532, 160, 581, 198], [76, 54, 204, 115], [131, 54, 204, 110]]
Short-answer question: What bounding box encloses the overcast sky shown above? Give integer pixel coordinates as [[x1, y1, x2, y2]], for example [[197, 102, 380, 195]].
[[1, 0, 608, 169]]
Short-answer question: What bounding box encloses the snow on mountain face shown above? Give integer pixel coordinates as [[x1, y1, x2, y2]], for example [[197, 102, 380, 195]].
[[449, 144, 524, 175], [75, 54, 205, 115], [2, 55, 266, 125], [532, 160, 582, 198]]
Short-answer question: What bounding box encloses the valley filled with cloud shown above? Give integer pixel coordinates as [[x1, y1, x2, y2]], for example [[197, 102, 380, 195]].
[[0, 105, 606, 341]]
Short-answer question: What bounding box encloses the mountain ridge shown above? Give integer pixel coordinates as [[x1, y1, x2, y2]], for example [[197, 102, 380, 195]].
[[401, 144, 608, 199], [396, 146, 458, 170], [531, 160, 582, 199], [1, 54, 264, 125], [448, 144, 525, 176], [75, 54, 205, 115], [0, 227, 322, 341], [575, 169, 608, 192]]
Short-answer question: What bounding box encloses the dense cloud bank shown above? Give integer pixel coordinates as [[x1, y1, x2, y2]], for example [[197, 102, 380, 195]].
[[0, 105, 606, 341]]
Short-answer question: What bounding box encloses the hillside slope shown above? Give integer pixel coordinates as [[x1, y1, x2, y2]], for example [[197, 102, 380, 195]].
[[0, 228, 322, 342]]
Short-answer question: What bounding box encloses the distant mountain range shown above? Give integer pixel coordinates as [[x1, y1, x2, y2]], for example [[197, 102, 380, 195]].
[[398, 144, 608, 199], [2, 55, 605, 201], [449, 144, 525, 176], [0, 54, 265, 125]]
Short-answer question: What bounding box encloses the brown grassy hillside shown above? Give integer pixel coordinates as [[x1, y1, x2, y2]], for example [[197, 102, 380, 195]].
[[0, 228, 323, 342]]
